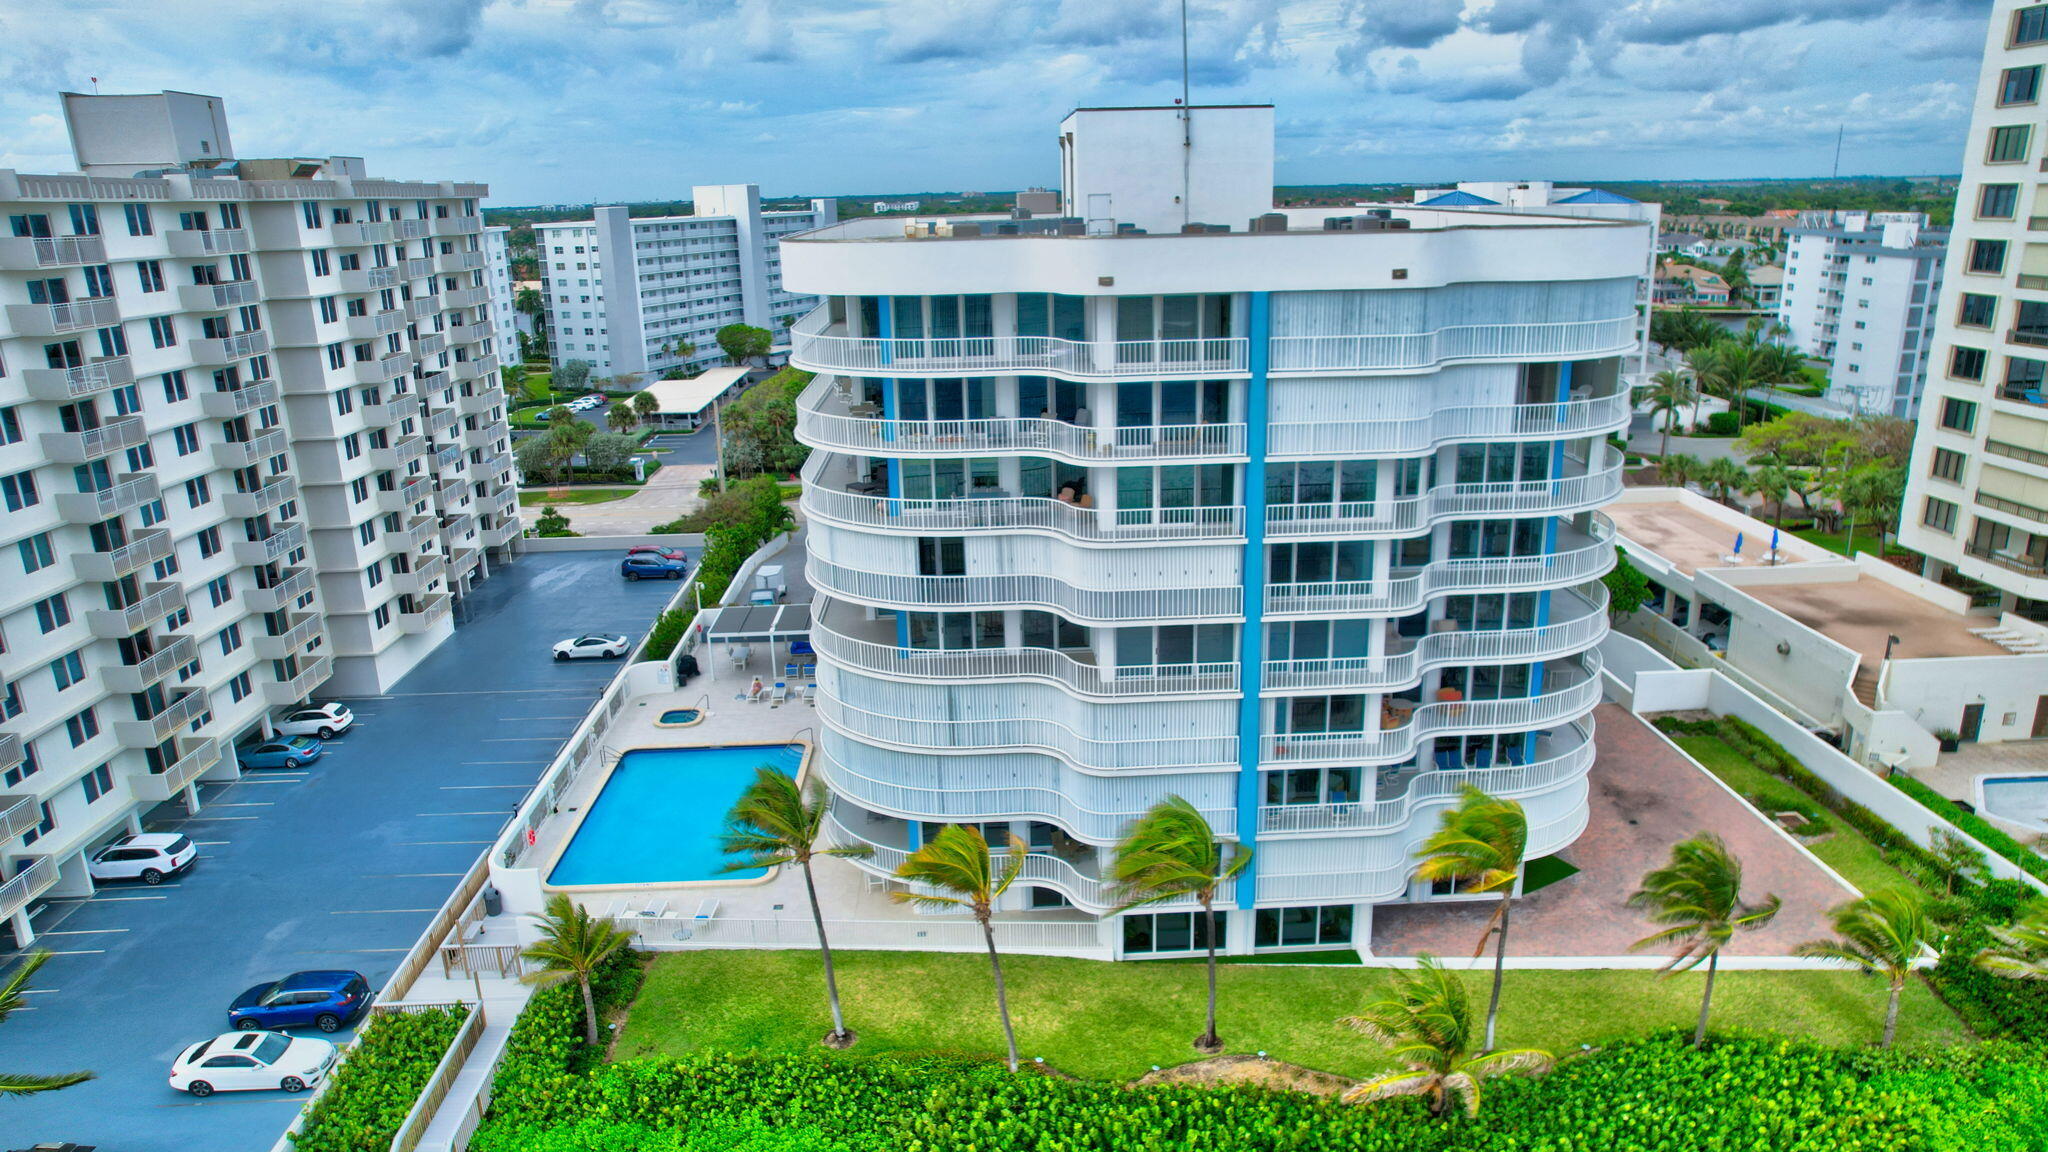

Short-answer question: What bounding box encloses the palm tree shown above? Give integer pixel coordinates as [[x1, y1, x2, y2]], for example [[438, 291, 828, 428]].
[[1697, 457, 1749, 508], [1108, 796, 1252, 1053], [1412, 786, 1527, 1052], [719, 767, 873, 1047], [607, 400, 638, 434], [1339, 954, 1552, 1117], [0, 951, 93, 1096], [1626, 833, 1782, 1047], [632, 390, 659, 425], [890, 825, 1027, 1071], [520, 892, 633, 1045], [1641, 370, 1697, 458], [1682, 342, 1723, 428], [1746, 464, 1794, 528], [1657, 452, 1703, 491], [1795, 888, 1934, 1047], [1976, 906, 2048, 981]]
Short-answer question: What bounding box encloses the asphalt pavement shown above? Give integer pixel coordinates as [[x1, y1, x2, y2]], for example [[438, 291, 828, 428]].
[[0, 548, 692, 1152]]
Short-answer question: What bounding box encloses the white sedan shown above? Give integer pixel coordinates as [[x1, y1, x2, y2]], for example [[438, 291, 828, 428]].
[[170, 1030, 337, 1097], [553, 633, 631, 661], [273, 702, 354, 740]]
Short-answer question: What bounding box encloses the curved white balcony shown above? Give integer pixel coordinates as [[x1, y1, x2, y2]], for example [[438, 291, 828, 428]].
[[803, 455, 1242, 545], [811, 597, 1236, 697], [1266, 315, 1639, 374], [1266, 462, 1623, 539], [1261, 653, 1603, 768], [1263, 585, 1607, 693], [1258, 721, 1593, 836], [817, 678, 1238, 773], [1268, 391, 1631, 459], [796, 375, 1247, 463], [814, 734, 1236, 844], [791, 306, 1248, 381], [808, 557, 1242, 623], [1254, 800, 1588, 905], [1265, 517, 1613, 617]]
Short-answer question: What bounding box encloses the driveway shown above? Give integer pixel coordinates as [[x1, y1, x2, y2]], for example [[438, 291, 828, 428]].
[[0, 549, 692, 1152], [525, 450, 713, 537]]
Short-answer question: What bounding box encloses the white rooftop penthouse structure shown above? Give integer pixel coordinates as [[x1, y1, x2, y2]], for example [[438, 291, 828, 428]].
[[780, 105, 1649, 958]]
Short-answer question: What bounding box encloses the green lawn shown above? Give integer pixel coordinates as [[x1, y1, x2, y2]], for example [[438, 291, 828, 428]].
[[1673, 734, 1904, 895], [518, 487, 635, 506], [613, 950, 1965, 1081], [1789, 525, 1912, 561]]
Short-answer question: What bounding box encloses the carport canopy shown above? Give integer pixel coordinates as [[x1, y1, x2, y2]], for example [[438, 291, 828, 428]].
[[700, 602, 812, 646]]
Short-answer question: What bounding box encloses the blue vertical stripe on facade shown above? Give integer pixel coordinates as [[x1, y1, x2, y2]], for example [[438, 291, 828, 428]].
[[1235, 293, 1272, 910], [874, 298, 912, 650]]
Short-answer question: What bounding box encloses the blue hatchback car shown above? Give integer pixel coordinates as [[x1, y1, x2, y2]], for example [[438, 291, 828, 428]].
[[237, 735, 324, 770], [229, 970, 373, 1033], [620, 554, 686, 580]]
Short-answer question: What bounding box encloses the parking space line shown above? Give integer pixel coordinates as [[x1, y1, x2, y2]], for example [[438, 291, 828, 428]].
[[399, 840, 494, 845], [417, 810, 511, 817], [461, 760, 544, 766], [480, 736, 575, 742], [43, 928, 128, 935], [84, 893, 172, 902], [209, 802, 274, 808], [172, 814, 262, 821], [291, 947, 412, 954], [192, 840, 231, 846], [28, 949, 105, 956], [439, 783, 531, 789], [330, 908, 440, 915]]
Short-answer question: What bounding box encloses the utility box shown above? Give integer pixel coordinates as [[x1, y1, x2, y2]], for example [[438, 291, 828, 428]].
[[751, 565, 787, 604]]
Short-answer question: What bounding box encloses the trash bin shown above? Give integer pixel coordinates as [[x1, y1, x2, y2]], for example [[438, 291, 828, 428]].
[[481, 885, 503, 917]]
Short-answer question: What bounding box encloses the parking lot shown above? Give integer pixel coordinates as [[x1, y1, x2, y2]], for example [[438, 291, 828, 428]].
[[0, 548, 692, 1152]]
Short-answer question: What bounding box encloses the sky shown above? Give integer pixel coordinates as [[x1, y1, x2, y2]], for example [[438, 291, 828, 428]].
[[0, 0, 1998, 206]]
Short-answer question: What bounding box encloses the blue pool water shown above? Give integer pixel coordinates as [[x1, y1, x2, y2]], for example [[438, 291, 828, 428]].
[[548, 743, 803, 887], [1981, 774, 2048, 832]]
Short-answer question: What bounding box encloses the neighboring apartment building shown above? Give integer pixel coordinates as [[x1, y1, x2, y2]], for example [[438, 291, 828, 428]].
[[0, 91, 517, 942], [484, 224, 529, 360], [782, 106, 1646, 956], [1777, 210, 1947, 418], [1901, 0, 2048, 623], [535, 188, 838, 381]]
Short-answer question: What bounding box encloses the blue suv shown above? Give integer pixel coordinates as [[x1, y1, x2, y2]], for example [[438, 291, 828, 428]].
[[620, 554, 686, 580], [229, 970, 373, 1033]]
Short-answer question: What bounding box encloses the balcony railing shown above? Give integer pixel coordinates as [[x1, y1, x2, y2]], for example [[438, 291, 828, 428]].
[[370, 437, 430, 470], [176, 280, 260, 311], [814, 736, 1236, 843], [1257, 806, 1587, 904], [0, 788, 36, 840], [56, 473, 159, 523], [1263, 587, 1607, 692], [114, 688, 211, 746], [199, 380, 282, 418], [817, 687, 1237, 774], [165, 228, 249, 257], [432, 216, 483, 237], [131, 737, 223, 802], [443, 286, 488, 309], [255, 613, 325, 659], [0, 233, 105, 267], [0, 857, 58, 922], [1267, 391, 1633, 457], [331, 221, 395, 246], [212, 428, 288, 469], [1965, 543, 2048, 577], [392, 219, 433, 240], [1265, 463, 1623, 538], [39, 416, 146, 463], [22, 355, 133, 401], [414, 332, 449, 357], [73, 529, 173, 582], [399, 257, 435, 281], [1258, 722, 1594, 835], [803, 460, 1243, 544], [791, 307, 1248, 380], [808, 556, 1241, 623], [795, 375, 1247, 462], [393, 555, 449, 595], [1266, 315, 1639, 373], [398, 594, 454, 633], [224, 476, 300, 518], [811, 597, 1237, 697], [6, 295, 120, 335], [87, 582, 187, 638], [338, 266, 400, 292], [1266, 518, 1613, 616], [344, 308, 406, 339], [452, 353, 499, 383], [246, 567, 316, 612], [232, 521, 309, 566], [353, 352, 413, 384], [1261, 655, 1603, 768], [262, 654, 333, 706], [188, 328, 272, 366], [101, 633, 199, 694]]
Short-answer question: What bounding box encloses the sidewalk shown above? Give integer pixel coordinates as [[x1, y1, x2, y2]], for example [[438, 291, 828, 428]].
[[529, 460, 713, 535]]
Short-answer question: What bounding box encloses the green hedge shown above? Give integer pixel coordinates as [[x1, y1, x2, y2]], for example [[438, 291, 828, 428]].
[[1891, 771, 2048, 886], [293, 1005, 468, 1152], [644, 607, 694, 662], [473, 1032, 2048, 1152]]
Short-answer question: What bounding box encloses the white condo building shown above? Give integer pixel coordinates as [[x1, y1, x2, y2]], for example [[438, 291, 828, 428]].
[[1902, 0, 2048, 619], [1777, 211, 1947, 418], [783, 106, 1645, 956], [0, 91, 517, 942], [483, 224, 528, 361], [536, 188, 838, 380]]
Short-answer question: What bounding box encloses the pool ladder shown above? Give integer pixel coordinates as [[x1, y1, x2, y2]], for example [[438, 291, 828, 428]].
[[692, 692, 711, 721], [787, 727, 813, 763]]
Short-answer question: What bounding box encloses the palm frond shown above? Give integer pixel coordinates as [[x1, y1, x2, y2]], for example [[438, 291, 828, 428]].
[[0, 950, 56, 1024], [1339, 1069, 1436, 1106], [0, 1069, 95, 1096]]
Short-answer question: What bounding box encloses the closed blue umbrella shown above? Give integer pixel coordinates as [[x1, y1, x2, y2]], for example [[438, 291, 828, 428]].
[[1733, 531, 1744, 556]]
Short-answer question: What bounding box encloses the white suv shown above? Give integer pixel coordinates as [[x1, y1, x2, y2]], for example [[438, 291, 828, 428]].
[[273, 703, 354, 740], [88, 833, 198, 885]]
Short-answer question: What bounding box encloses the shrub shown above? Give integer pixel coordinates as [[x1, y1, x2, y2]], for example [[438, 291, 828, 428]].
[[643, 608, 694, 661], [1703, 410, 1741, 436], [293, 1005, 468, 1152], [534, 506, 575, 538], [1892, 772, 2048, 886]]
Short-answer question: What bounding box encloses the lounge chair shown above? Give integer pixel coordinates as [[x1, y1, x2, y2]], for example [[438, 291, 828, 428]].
[[785, 661, 802, 680], [802, 683, 817, 706], [769, 682, 789, 705], [746, 681, 765, 703], [694, 898, 721, 921]]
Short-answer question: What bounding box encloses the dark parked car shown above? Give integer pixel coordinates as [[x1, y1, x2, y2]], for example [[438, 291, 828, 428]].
[[620, 554, 687, 580], [228, 970, 373, 1033]]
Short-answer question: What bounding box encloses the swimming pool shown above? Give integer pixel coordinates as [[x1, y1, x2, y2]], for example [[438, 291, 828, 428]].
[[547, 743, 803, 888], [1980, 774, 2048, 833]]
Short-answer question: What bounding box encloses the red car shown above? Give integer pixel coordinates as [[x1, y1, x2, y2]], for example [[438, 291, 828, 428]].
[[626, 546, 687, 562]]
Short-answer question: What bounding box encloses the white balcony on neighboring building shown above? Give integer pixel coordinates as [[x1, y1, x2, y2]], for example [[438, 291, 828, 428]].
[[0, 857, 59, 923], [245, 567, 316, 612], [1265, 517, 1614, 617], [391, 554, 448, 595], [331, 221, 395, 246], [1263, 586, 1608, 693], [176, 280, 261, 312], [88, 582, 188, 638], [262, 655, 332, 706], [113, 688, 211, 746], [6, 295, 120, 335], [199, 379, 282, 418], [130, 737, 223, 803], [0, 788, 37, 841], [224, 476, 300, 518], [344, 309, 405, 339], [1267, 391, 1633, 458], [232, 521, 309, 566], [72, 529, 173, 583], [56, 474, 159, 523], [338, 266, 400, 292], [100, 634, 200, 694], [39, 415, 146, 463], [397, 593, 453, 633], [443, 286, 488, 309], [352, 353, 413, 385], [165, 228, 250, 257], [392, 219, 432, 240], [254, 613, 324, 659], [451, 353, 498, 383], [188, 329, 273, 366], [808, 556, 1241, 623], [1265, 461, 1623, 540], [432, 216, 483, 237], [212, 427, 288, 469], [0, 232, 105, 267], [22, 355, 133, 401], [369, 436, 429, 470]]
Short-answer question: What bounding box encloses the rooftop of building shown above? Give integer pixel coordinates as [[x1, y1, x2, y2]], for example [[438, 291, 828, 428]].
[[1747, 264, 1786, 285], [642, 367, 750, 414], [1742, 576, 2007, 664], [790, 204, 1638, 245], [1608, 496, 1834, 576]]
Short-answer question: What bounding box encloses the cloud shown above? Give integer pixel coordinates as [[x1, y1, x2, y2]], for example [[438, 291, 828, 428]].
[[405, 0, 490, 56]]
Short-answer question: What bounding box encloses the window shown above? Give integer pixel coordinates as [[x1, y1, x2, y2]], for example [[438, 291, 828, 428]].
[[1980, 184, 2020, 219], [1970, 239, 2009, 275], [33, 593, 69, 633], [0, 407, 17, 446], [228, 671, 252, 703], [1951, 346, 1987, 382], [1255, 905, 1356, 949], [1989, 125, 2032, 163], [172, 424, 200, 456], [302, 201, 323, 229], [2003, 65, 2042, 105], [82, 763, 113, 803], [65, 707, 99, 748], [124, 203, 153, 236], [136, 259, 164, 293], [197, 526, 222, 559], [162, 370, 189, 403], [185, 476, 212, 508], [1959, 293, 1997, 328], [1121, 910, 1227, 955], [206, 574, 233, 607], [310, 249, 331, 277], [373, 603, 392, 629], [2016, 5, 2048, 46], [219, 623, 242, 655], [1922, 496, 1959, 533], [2, 470, 40, 511], [1940, 396, 1978, 434], [50, 651, 84, 691], [1931, 447, 1967, 482], [17, 532, 53, 574], [0, 680, 19, 721], [147, 315, 178, 348]]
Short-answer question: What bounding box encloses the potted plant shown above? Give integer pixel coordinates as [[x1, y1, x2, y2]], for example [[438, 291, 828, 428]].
[[1933, 727, 1962, 754]]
